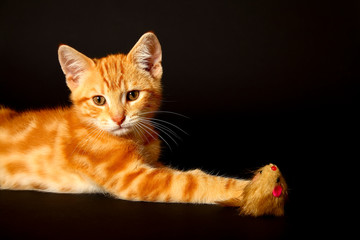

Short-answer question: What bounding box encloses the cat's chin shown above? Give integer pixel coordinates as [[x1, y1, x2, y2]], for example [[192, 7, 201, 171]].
[[110, 127, 131, 136]]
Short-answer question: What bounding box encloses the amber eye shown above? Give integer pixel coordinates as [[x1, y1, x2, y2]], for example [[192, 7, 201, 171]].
[[92, 96, 106, 106], [126, 90, 140, 101]]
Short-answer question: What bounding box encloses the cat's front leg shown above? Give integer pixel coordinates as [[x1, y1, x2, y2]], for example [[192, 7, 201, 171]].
[[77, 148, 286, 216], [96, 162, 250, 205]]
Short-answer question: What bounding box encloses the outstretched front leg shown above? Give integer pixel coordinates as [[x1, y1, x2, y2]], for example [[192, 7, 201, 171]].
[[69, 144, 248, 204], [72, 144, 287, 216], [97, 160, 250, 205]]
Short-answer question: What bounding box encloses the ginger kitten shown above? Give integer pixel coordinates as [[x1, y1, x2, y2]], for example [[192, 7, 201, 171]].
[[0, 33, 286, 216]]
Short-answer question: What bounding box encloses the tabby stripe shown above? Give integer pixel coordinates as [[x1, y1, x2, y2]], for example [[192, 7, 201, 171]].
[[182, 174, 198, 202], [137, 169, 171, 201], [74, 97, 91, 105], [119, 168, 147, 191], [99, 61, 111, 89]]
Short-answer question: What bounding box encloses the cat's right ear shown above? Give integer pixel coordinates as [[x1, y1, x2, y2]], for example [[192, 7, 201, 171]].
[[58, 45, 95, 91]]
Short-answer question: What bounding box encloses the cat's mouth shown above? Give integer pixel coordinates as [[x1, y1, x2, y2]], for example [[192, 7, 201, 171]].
[[110, 125, 131, 136]]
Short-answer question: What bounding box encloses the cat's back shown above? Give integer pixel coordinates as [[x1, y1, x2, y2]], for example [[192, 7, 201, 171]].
[[0, 107, 68, 132], [0, 107, 104, 193], [0, 107, 73, 177], [0, 106, 18, 124], [0, 107, 71, 153]]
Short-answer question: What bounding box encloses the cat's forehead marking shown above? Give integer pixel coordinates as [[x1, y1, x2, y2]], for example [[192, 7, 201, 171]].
[[95, 54, 125, 91]]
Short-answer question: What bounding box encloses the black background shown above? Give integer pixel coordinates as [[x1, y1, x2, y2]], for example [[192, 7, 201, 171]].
[[0, 0, 358, 239]]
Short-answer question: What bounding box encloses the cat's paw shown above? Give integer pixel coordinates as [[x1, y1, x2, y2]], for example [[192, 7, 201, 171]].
[[218, 163, 288, 217]]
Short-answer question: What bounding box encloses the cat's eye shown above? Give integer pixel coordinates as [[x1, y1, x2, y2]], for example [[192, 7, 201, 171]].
[[126, 90, 140, 101], [93, 96, 106, 106]]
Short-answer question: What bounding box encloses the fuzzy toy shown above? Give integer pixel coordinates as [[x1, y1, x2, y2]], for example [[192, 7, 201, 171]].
[[219, 164, 288, 216]]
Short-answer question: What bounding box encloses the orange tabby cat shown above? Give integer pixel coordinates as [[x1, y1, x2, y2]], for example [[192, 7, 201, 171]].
[[0, 32, 285, 216]]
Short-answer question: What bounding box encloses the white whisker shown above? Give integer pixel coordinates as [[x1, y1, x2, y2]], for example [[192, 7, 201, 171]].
[[149, 121, 182, 140], [133, 122, 149, 143], [139, 118, 182, 142], [139, 111, 189, 119], [140, 119, 179, 146], [140, 116, 188, 136], [137, 121, 173, 151], [136, 122, 157, 141]]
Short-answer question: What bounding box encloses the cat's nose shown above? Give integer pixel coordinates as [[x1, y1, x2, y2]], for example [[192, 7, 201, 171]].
[[112, 115, 125, 126]]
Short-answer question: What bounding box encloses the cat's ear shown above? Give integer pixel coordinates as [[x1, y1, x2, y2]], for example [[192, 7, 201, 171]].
[[127, 32, 162, 80], [58, 45, 95, 91]]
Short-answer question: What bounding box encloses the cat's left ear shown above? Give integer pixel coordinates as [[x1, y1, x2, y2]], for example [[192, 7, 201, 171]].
[[127, 32, 162, 80], [58, 45, 95, 91]]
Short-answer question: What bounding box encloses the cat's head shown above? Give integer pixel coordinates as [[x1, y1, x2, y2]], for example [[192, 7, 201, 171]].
[[58, 32, 162, 136]]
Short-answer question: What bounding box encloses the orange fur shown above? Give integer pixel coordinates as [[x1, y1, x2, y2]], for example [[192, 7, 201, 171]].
[[0, 33, 287, 216]]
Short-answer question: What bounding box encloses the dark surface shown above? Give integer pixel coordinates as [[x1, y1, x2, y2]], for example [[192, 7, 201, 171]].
[[0, 190, 291, 239], [0, 0, 358, 239]]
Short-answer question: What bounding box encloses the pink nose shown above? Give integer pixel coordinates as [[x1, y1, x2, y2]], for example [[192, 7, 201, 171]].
[[112, 116, 125, 126]]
